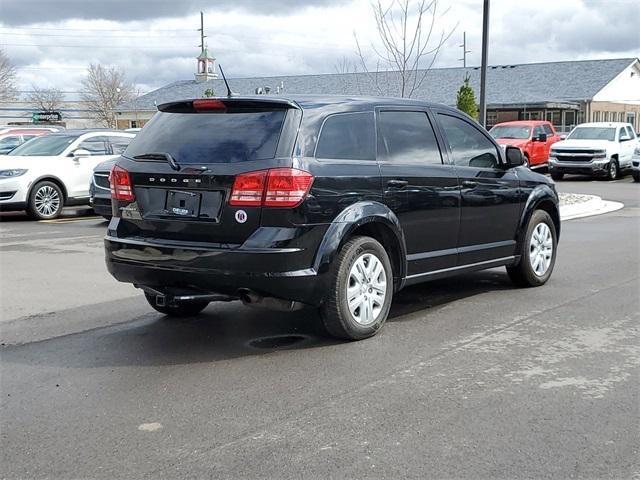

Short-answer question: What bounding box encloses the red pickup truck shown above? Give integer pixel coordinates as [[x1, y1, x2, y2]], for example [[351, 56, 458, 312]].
[[489, 120, 562, 169]]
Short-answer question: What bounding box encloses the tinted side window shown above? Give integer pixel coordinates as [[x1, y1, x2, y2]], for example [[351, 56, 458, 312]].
[[79, 136, 109, 155], [533, 126, 545, 138], [109, 136, 133, 155], [437, 114, 500, 168], [626, 126, 636, 139], [316, 112, 375, 160], [619, 128, 630, 141], [543, 124, 554, 136], [378, 111, 442, 165]]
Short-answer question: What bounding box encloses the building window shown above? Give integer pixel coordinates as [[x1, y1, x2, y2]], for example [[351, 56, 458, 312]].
[[486, 111, 498, 127], [525, 110, 543, 121], [546, 110, 561, 128], [563, 111, 576, 132], [129, 120, 138, 128], [627, 112, 637, 129], [593, 111, 601, 122]]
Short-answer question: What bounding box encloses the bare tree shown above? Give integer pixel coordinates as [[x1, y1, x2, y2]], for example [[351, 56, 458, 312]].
[[333, 56, 362, 94], [355, 0, 457, 98], [0, 49, 17, 102], [81, 63, 134, 128], [27, 85, 64, 112]]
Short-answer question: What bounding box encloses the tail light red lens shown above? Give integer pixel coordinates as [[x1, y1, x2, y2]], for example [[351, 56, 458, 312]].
[[264, 168, 314, 207], [229, 168, 313, 208], [229, 170, 267, 206], [109, 165, 135, 201]]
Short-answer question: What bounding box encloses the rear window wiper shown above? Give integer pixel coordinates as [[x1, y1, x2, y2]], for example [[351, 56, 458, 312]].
[[133, 152, 181, 171]]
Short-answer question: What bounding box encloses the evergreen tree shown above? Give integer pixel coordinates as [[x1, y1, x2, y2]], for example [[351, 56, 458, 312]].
[[456, 74, 478, 119]]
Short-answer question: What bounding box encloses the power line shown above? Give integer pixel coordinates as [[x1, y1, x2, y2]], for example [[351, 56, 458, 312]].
[[3, 43, 196, 49], [0, 31, 191, 38], [0, 26, 195, 32]]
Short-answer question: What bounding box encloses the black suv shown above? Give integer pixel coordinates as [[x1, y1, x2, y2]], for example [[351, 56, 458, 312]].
[[105, 96, 560, 340]]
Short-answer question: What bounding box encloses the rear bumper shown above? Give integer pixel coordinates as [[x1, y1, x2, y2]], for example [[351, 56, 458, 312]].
[[90, 195, 113, 217], [105, 231, 329, 307]]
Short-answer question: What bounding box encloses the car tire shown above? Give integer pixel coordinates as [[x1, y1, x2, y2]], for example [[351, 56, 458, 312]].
[[633, 171, 640, 182], [523, 154, 530, 168], [506, 209, 557, 287], [144, 292, 209, 317], [607, 158, 619, 181], [320, 236, 393, 340], [27, 181, 64, 220], [550, 172, 564, 181]]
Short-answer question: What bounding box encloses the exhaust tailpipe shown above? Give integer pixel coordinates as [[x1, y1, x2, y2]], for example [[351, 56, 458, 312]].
[[239, 290, 303, 312]]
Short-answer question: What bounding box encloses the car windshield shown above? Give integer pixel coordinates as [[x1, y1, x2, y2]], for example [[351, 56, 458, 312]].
[[8, 134, 79, 156], [489, 125, 531, 140], [567, 127, 616, 141]]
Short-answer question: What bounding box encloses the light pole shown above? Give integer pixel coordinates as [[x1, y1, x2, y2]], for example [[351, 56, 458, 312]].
[[479, 0, 490, 128]]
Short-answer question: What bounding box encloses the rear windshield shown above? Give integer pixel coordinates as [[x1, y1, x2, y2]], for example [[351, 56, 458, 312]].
[[124, 110, 286, 163]]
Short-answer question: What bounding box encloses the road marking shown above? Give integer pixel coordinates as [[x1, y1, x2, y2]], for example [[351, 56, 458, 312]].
[[39, 216, 102, 224], [138, 422, 163, 432]]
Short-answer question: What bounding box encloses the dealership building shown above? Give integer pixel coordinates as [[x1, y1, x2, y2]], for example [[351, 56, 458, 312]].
[[112, 54, 637, 133]]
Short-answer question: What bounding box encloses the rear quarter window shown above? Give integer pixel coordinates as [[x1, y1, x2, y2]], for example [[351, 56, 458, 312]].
[[125, 110, 287, 164], [315, 112, 375, 160]]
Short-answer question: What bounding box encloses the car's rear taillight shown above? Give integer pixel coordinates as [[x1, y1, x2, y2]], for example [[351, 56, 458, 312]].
[[264, 168, 314, 207], [109, 165, 135, 201], [229, 168, 313, 208], [192, 99, 227, 112], [229, 170, 267, 206]]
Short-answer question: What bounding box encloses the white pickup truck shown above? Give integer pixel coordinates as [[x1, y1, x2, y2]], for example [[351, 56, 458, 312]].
[[548, 122, 638, 181]]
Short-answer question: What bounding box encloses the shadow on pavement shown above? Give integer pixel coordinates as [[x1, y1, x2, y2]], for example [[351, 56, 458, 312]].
[[2, 270, 516, 369]]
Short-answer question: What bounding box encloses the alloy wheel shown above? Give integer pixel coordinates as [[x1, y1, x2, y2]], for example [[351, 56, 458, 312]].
[[34, 185, 61, 218], [529, 222, 553, 277], [346, 252, 387, 326]]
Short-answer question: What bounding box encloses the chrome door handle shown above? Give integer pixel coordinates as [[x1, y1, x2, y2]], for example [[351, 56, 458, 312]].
[[387, 179, 409, 188], [461, 180, 478, 188]]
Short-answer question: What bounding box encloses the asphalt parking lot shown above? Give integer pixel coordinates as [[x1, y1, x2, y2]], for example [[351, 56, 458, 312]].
[[1, 176, 638, 479]]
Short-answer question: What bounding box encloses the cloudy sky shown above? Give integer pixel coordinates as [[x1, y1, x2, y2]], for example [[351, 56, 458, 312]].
[[1, 0, 639, 97]]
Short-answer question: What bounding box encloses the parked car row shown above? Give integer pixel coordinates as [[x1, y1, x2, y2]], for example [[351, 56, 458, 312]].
[[491, 120, 639, 182], [0, 130, 135, 219], [0, 127, 62, 155]]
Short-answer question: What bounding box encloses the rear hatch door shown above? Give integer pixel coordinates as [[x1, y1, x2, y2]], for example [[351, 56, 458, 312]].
[[115, 98, 300, 245]]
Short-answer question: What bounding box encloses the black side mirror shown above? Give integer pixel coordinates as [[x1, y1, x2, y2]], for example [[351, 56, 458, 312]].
[[534, 132, 547, 142], [505, 145, 525, 168]]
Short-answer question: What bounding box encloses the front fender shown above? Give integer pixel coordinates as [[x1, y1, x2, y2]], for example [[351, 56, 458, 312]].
[[312, 201, 407, 285], [516, 184, 560, 253]]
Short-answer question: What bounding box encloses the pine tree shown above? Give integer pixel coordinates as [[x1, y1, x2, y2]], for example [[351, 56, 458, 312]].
[[456, 74, 478, 119]]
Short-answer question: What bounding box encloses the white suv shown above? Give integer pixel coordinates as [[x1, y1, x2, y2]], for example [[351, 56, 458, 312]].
[[0, 130, 135, 219], [548, 122, 637, 181]]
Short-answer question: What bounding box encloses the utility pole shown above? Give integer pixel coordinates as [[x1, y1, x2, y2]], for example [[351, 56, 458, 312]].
[[198, 11, 206, 51], [459, 31, 471, 68], [479, 0, 490, 127]]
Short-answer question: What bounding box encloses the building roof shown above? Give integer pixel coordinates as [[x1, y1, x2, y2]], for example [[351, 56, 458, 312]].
[[117, 58, 638, 112]]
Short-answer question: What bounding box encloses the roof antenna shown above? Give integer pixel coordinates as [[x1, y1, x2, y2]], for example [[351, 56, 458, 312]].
[[218, 65, 235, 97]]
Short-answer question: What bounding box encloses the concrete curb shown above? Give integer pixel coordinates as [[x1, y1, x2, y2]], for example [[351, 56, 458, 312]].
[[560, 194, 624, 221]]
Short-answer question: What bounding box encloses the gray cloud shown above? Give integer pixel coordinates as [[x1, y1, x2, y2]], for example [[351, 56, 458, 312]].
[[0, 0, 341, 26]]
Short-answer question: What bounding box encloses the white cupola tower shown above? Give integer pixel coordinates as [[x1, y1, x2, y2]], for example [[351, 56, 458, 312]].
[[195, 46, 217, 82]]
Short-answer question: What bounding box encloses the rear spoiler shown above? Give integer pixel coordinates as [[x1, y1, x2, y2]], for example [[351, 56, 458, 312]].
[[157, 98, 301, 114]]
